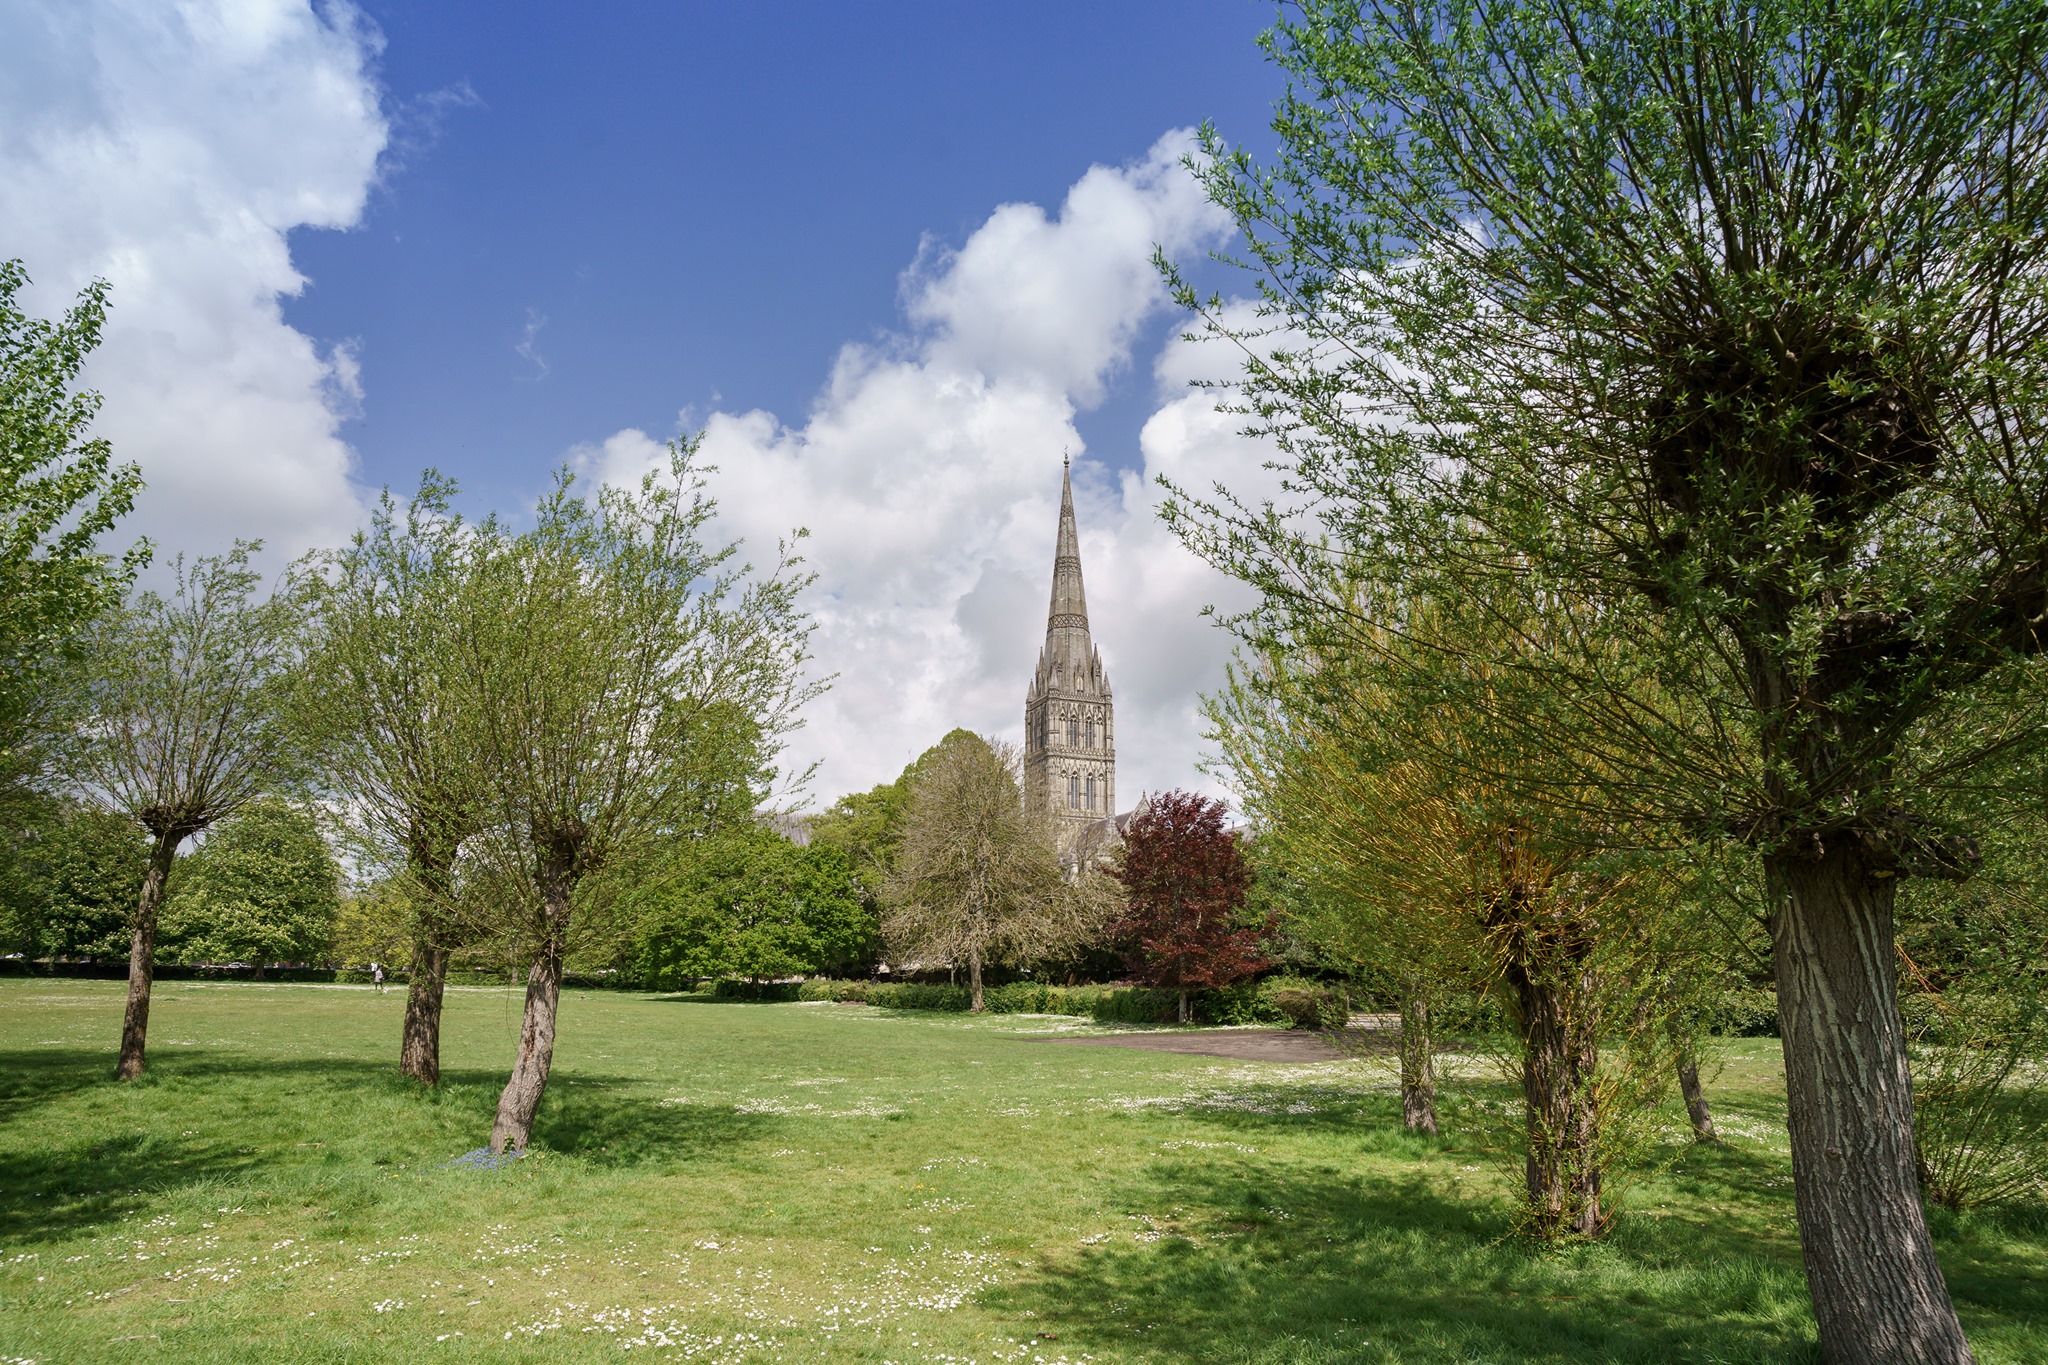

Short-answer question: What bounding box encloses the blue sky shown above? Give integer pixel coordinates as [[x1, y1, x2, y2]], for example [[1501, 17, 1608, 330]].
[[289, 1, 1282, 510], [0, 1, 1293, 804]]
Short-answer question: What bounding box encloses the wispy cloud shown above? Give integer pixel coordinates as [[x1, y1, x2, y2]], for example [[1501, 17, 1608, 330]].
[[515, 307, 550, 381], [379, 79, 483, 181]]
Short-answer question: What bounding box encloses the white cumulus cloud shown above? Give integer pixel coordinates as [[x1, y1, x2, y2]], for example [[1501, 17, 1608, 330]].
[[0, 0, 389, 563], [582, 130, 1285, 810]]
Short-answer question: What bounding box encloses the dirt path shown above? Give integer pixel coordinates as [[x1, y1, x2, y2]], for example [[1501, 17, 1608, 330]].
[[1034, 1026, 1392, 1063]]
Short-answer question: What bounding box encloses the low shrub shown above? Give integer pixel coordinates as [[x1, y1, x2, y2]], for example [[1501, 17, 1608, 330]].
[[1712, 984, 1780, 1037], [796, 978, 869, 1003], [711, 979, 804, 1002], [1195, 981, 1288, 1026], [866, 982, 971, 1011], [1262, 975, 1353, 1031], [982, 982, 1056, 1013], [772, 977, 1327, 1027]]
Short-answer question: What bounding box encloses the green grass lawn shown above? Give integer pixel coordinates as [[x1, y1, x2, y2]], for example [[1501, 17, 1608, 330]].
[[1, 981, 2043, 1363]]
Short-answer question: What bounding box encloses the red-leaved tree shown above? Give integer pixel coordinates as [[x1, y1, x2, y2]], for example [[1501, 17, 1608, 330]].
[[1114, 790, 1267, 1023]]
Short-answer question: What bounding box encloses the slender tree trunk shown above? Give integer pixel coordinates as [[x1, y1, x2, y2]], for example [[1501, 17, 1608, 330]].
[[1399, 982, 1438, 1136], [491, 841, 577, 1154], [1177, 988, 1191, 1025], [400, 940, 451, 1085], [1768, 844, 1973, 1365], [1676, 1041, 1718, 1144], [490, 935, 564, 1153], [116, 830, 182, 1081], [1514, 964, 1603, 1238], [400, 828, 465, 1085], [967, 946, 984, 1013]]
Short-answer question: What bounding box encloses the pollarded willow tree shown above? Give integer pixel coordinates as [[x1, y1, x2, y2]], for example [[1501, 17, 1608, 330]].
[[1210, 597, 1728, 1235], [1167, 2, 2048, 1357], [883, 732, 1104, 1012], [464, 443, 817, 1154], [1209, 647, 1471, 1139], [297, 474, 489, 1085], [73, 546, 305, 1079]]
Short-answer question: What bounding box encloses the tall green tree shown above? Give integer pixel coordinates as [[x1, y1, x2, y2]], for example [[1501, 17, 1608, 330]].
[[0, 800, 147, 960], [73, 547, 305, 1078], [159, 796, 340, 971], [0, 260, 146, 821], [882, 733, 1102, 1011], [809, 732, 955, 929], [628, 828, 872, 987], [463, 442, 817, 1153], [297, 473, 488, 1084], [1170, 2, 2048, 1353]]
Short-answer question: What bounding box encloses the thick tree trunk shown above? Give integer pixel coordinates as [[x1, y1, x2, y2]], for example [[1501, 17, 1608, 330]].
[[1177, 988, 1191, 1025], [1768, 844, 1974, 1365], [400, 941, 450, 1085], [1398, 983, 1438, 1136], [490, 937, 564, 1153], [1676, 1043, 1718, 1144], [967, 947, 985, 1012], [1514, 965, 1603, 1238], [1485, 829, 1604, 1237], [116, 831, 182, 1081]]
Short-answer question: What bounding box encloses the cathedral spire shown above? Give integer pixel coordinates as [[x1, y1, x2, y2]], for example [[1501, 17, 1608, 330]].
[[1025, 458, 1115, 842], [1046, 457, 1089, 632]]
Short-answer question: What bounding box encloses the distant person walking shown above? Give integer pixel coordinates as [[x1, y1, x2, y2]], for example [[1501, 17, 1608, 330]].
[[371, 962, 385, 994]]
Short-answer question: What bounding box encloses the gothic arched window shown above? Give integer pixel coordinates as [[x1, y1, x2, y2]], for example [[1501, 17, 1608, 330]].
[[1066, 716, 1079, 747], [1068, 773, 1080, 808], [1085, 774, 1096, 810], [1084, 718, 1094, 749]]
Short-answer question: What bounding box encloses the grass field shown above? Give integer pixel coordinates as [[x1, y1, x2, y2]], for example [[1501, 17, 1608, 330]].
[[1, 980, 2044, 1363]]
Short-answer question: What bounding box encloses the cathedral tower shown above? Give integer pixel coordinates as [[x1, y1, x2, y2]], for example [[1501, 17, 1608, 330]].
[[1025, 460, 1114, 840]]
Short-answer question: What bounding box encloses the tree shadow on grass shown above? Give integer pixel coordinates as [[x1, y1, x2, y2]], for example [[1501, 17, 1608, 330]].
[[0, 1047, 773, 1244], [0, 1045, 129, 1119], [994, 1157, 1824, 1365], [639, 993, 798, 1007], [531, 1088, 770, 1168], [1150, 1076, 1821, 1274], [1928, 1198, 2048, 1334], [0, 1120, 265, 1246]]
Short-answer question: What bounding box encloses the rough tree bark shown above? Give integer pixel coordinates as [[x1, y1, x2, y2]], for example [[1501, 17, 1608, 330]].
[[1398, 983, 1438, 1136], [1512, 961, 1603, 1238], [490, 847, 575, 1154], [400, 941, 451, 1085], [1769, 843, 1973, 1365], [1177, 988, 1192, 1024], [399, 830, 462, 1085], [490, 936, 564, 1153], [1676, 1040, 1718, 1144], [116, 829, 184, 1081], [966, 946, 985, 1013], [1487, 841, 1604, 1239]]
